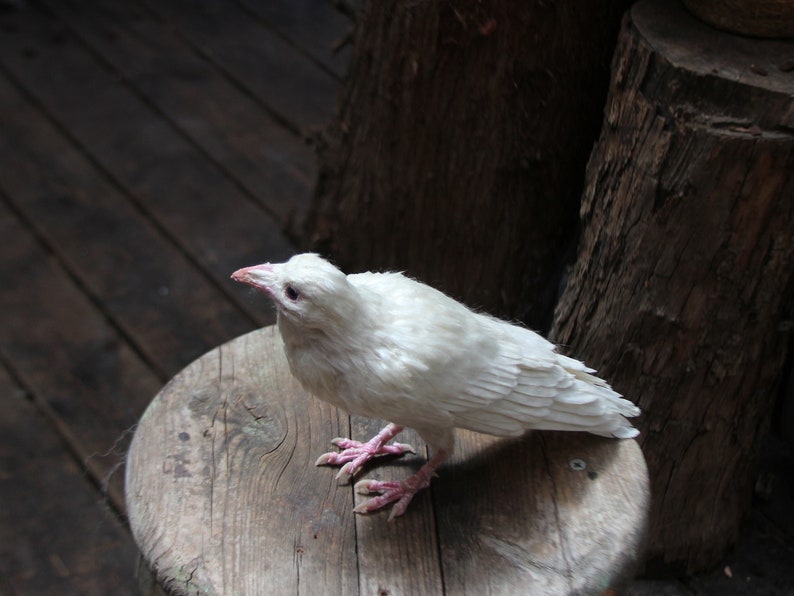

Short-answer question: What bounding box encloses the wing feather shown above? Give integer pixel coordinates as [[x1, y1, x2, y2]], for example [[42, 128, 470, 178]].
[[442, 316, 640, 439], [350, 269, 639, 440]]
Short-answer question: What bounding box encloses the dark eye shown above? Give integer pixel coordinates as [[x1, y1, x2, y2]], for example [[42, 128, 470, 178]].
[[285, 285, 300, 301]]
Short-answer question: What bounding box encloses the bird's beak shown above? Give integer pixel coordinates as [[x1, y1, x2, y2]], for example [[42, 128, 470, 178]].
[[231, 263, 276, 293]]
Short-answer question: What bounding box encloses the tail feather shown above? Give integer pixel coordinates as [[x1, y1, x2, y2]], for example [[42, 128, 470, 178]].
[[548, 367, 641, 438]]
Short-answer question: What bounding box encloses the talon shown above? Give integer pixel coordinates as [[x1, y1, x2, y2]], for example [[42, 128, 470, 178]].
[[353, 501, 371, 514], [336, 462, 356, 481], [388, 502, 407, 522], [353, 494, 395, 515], [395, 442, 416, 455], [354, 479, 377, 494], [315, 453, 332, 466]]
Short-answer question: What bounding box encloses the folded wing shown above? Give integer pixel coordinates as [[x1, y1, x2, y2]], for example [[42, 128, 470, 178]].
[[446, 321, 640, 439]]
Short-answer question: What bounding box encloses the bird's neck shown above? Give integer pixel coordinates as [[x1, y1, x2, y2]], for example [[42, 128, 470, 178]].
[[276, 309, 368, 409], [276, 314, 315, 350], [276, 311, 363, 353]]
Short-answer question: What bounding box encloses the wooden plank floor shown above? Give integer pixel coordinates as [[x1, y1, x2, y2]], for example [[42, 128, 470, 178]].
[[0, 0, 349, 592], [2, 2, 792, 595]]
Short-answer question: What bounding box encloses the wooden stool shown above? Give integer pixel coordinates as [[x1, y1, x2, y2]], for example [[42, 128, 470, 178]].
[[127, 326, 650, 594]]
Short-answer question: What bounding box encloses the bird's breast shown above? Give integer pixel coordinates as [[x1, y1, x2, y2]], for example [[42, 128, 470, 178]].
[[281, 333, 373, 414]]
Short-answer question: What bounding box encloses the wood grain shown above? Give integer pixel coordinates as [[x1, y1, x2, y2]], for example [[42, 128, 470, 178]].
[[235, 0, 351, 78], [128, 327, 650, 594], [127, 326, 358, 595], [0, 2, 295, 326], [551, 0, 794, 574], [682, 0, 794, 38], [0, 1, 345, 592], [0, 71, 253, 375], [350, 417, 444, 595], [0, 198, 161, 511], [39, 0, 319, 235], [435, 431, 648, 594], [145, 0, 341, 135], [0, 363, 140, 594]]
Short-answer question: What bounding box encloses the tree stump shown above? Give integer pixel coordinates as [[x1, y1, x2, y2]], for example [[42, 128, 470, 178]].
[[126, 326, 650, 595], [307, 0, 631, 330], [551, 0, 794, 575]]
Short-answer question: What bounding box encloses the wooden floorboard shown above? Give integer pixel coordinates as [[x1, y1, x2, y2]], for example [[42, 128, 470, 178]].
[[232, 0, 352, 78], [0, 0, 347, 591], [40, 0, 322, 234], [0, 197, 162, 510], [0, 71, 256, 374], [1, 2, 790, 594], [0, 3, 297, 325], [0, 362, 140, 595], [144, 0, 343, 134]]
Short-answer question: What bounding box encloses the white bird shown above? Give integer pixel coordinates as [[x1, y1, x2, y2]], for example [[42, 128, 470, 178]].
[[232, 253, 640, 520]]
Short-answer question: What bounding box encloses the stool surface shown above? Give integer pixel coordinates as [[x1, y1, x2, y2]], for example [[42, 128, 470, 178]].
[[126, 326, 650, 595]]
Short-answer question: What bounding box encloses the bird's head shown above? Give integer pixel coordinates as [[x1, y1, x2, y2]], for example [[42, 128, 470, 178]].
[[231, 253, 360, 332]]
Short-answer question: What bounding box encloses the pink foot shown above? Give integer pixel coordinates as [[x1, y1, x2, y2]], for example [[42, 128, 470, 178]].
[[315, 423, 414, 481], [353, 450, 448, 521]]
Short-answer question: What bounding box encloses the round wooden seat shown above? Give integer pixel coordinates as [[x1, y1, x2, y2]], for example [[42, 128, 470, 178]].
[[127, 326, 650, 595]]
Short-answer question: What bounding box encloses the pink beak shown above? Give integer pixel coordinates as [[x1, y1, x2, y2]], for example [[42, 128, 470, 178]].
[[231, 263, 276, 291]]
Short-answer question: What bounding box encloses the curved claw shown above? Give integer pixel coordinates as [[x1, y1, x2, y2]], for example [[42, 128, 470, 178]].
[[314, 452, 333, 466], [336, 461, 360, 482], [354, 479, 397, 494], [331, 437, 356, 449], [393, 442, 416, 455]]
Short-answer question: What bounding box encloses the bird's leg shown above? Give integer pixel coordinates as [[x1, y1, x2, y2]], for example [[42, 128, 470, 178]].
[[354, 449, 448, 521], [315, 422, 415, 481]]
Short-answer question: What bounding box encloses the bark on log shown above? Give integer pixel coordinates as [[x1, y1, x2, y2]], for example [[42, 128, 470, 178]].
[[551, 0, 794, 574], [307, 0, 629, 330]]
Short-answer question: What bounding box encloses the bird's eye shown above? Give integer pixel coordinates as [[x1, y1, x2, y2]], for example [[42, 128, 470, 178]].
[[285, 285, 300, 301]]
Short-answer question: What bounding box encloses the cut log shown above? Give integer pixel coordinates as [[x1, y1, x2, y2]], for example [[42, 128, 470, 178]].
[[127, 326, 650, 594], [551, 0, 794, 574]]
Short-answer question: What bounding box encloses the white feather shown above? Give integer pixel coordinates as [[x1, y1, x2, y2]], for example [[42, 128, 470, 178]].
[[234, 253, 640, 453]]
